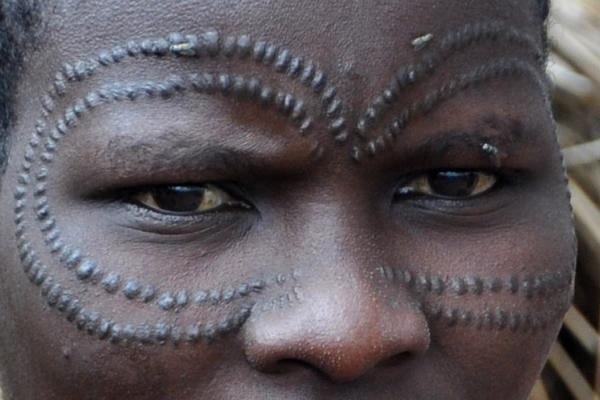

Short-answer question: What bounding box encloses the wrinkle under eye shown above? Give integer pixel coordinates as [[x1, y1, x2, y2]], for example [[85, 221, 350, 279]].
[[396, 171, 497, 200]]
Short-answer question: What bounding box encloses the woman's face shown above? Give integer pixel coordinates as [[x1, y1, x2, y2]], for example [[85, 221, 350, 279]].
[[0, 0, 575, 399]]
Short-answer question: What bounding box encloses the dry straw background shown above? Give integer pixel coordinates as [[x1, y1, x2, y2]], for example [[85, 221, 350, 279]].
[[1, 0, 600, 398], [528, 0, 600, 398]]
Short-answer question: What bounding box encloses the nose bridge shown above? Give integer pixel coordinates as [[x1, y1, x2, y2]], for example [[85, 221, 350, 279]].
[[242, 200, 431, 382], [288, 186, 378, 269]]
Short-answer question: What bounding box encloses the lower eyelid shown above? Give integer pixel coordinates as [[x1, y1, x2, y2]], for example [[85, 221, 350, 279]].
[[124, 201, 242, 223], [108, 205, 255, 250]]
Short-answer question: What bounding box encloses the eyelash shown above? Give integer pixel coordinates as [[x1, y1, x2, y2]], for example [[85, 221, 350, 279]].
[[393, 167, 524, 215], [394, 169, 503, 199], [108, 183, 252, 231]]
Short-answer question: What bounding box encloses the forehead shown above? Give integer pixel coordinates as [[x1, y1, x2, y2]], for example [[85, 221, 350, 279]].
[[40, 0, 541, 89], [17, 0, 548, 172], [49, 0, 538, 45]]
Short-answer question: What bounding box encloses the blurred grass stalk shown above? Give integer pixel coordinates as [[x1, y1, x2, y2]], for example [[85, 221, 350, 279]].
[[536, 0, 600, 398]]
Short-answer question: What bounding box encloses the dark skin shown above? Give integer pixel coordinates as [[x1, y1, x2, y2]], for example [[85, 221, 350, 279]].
[[0, 0, 575, 399]]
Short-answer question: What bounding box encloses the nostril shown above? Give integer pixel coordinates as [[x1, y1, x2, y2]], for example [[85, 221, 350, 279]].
[[377, 352, 417, 368], [267, 359, 324, 376]]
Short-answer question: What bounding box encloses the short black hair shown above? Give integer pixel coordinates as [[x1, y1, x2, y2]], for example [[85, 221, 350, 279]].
[[0, 0, 551, 175], [0, 0, 45, 175]]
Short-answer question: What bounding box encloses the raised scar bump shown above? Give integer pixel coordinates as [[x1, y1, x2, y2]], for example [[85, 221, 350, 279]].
[[355, 21, 544, 144], [237, 35, 252, 58], [263, 43, 278, 65], [101, 272, 121, 294], [76, 259, 98, 281], [363, 58, 542, 158], [158, 292, 176, 311], [20, 252, 255, 345], [392, 268, 572, 299], [123, 280, 142, 299], [252, 40, 266, 61], [275, 48, 291, 72], [141, 286, 157, 303]]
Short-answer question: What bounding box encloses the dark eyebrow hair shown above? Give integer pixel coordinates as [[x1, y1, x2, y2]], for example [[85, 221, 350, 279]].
[[82, 127, 315, 191], [417, 132, 512, 167], [356, 21, 544, 135], [350, 20, 547, 162], [397, 113, 542, 169]]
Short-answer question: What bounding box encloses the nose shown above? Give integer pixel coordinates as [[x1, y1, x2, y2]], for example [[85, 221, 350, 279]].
[[242, 273, 430, 383]]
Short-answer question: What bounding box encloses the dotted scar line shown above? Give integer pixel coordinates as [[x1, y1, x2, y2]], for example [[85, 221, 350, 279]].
[[349, 20, 546, 161], [379, 266, 574, 299]]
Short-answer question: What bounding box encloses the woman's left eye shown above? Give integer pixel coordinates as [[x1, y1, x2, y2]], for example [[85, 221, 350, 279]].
[[395, 170, 498, 200], [130, 183, 246, 215]]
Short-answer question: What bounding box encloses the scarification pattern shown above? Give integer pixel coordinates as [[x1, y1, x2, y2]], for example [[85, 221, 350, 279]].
[[352, 58, 545, 161], [11, 22, 564, 345], [355, 21, 544, 142]]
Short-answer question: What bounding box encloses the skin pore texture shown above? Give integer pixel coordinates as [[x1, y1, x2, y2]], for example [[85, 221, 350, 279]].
[[0, 1, 575, 399]]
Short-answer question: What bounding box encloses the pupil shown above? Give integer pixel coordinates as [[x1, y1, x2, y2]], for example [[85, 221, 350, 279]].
[[428, 171, 477, 197], [152, 186, 205, 212]]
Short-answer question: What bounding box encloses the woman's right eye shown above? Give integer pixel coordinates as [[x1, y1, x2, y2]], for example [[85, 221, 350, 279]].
[[130, 184, 248, 215]]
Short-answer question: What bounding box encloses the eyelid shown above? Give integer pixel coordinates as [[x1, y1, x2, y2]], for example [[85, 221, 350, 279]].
[[395, 169, 499, 200], [111, 183, 256, 237], [127, 182, 253, 216]]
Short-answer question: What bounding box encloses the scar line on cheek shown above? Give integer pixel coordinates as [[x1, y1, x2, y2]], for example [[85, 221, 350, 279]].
[[378, 266, 574, 299], [422, 303, 561, 333], [22, 187, 297, 312]]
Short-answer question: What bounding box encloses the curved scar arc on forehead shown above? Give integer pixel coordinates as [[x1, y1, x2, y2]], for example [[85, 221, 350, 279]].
[[353, 21, 545, 144], [41, 31, 345, 142], [352, 58, 545, 161]]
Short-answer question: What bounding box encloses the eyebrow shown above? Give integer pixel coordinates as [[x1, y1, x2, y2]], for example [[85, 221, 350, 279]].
[[349, 20, 546, 161], [84, 129, 315, 189], [354, 21, 544, 140], [393, 113, 543, 170]]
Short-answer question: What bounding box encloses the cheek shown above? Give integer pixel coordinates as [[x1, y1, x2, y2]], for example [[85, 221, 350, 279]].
[[5, 188, 298, 397], [383, 188, 575, 393], [6, 130, 297, 396]]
